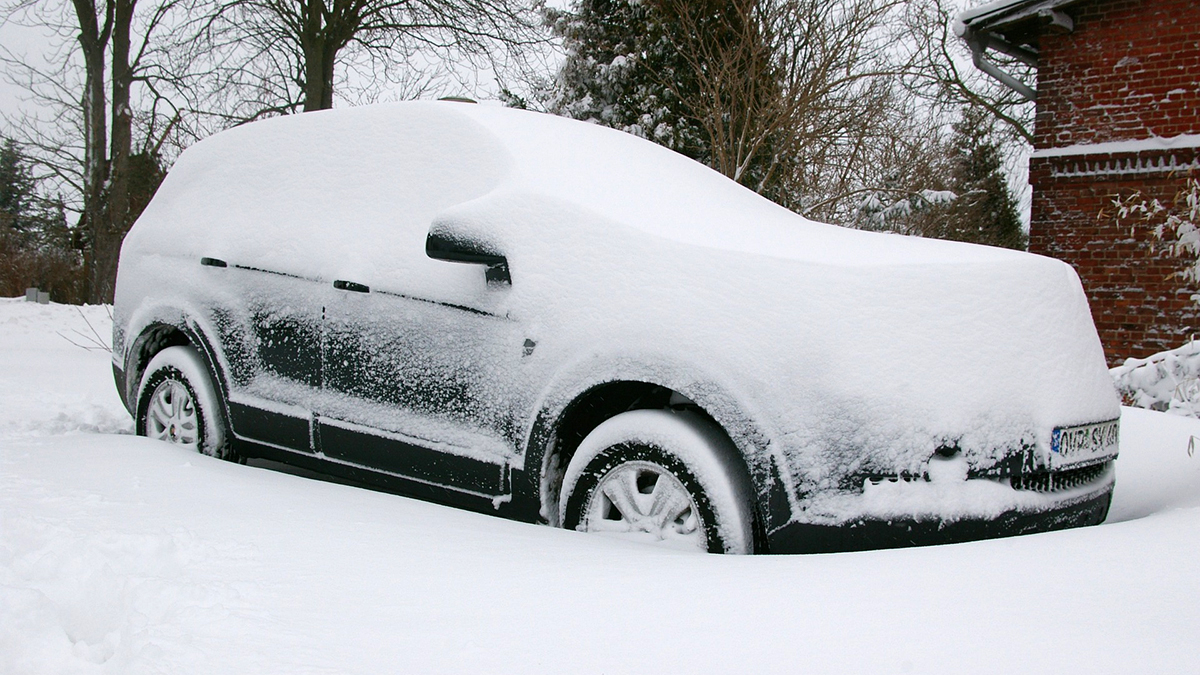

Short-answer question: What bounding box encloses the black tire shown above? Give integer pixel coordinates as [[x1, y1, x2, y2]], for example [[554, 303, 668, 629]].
[[136, 345, 238, 462], [560, 409, 753, 554]]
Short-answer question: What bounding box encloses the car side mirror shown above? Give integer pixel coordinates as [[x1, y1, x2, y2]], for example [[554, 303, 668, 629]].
[[426, 229, 511, 286]]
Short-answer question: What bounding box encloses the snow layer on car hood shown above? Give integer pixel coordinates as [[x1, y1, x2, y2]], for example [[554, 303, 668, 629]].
[[454, 103, 1025, 267], [121, 102, 1120, 514]]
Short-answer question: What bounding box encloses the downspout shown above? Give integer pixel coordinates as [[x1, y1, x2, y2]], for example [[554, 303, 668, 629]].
[[962, 27, 1040, 102], [956, 7, 1075, 104]]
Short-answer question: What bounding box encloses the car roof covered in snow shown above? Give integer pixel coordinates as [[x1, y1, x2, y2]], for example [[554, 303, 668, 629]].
[[129, 100, 1025, 276]]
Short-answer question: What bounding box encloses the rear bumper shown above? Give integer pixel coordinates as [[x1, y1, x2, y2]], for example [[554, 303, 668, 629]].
[[765, 476, 1114, 554]]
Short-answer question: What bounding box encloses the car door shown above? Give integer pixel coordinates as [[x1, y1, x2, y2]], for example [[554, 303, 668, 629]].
[[315, 256, 529, 497], [211, 261, 326, 453]]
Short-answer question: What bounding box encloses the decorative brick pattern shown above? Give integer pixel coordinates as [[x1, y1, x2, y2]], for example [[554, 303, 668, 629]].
[[1027, 0, 1200, 364]]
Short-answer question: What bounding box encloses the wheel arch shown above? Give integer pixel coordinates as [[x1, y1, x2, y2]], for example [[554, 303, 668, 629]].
[[522, 362, 786, 551], [120, 305, 232, 428]]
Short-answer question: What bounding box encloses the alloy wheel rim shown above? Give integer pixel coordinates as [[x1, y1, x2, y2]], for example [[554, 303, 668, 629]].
[[147, 379, 200, 448], [583, 460, 706, 551]]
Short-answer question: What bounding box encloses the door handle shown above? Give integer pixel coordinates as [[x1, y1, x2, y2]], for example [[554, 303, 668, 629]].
[[333, 280, 369, 293]]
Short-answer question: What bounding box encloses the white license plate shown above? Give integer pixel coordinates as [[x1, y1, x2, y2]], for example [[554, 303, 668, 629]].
[[1050, 420, 1119, 468]]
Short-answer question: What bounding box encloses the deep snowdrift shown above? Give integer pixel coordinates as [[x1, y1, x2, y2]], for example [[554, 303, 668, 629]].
[[2, 298, 1198, 674]]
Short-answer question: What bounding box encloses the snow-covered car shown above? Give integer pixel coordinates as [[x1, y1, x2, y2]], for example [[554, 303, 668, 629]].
[[111, 101, 1120, 554]]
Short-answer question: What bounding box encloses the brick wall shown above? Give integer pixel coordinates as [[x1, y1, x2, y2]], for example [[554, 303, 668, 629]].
[[1028, 0, 1200, 364], [1035, 0, 1200, 147]]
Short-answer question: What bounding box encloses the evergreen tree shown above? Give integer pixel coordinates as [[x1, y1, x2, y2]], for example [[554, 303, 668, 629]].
[[532, 1, 919, 218], [0, 137, 37, 232], [940, 106, 1027, 250], [542, 0, 710, 162], [540, 0, 795, 203], [0, 136, 86, 302], [847, 105, 1026, 249]]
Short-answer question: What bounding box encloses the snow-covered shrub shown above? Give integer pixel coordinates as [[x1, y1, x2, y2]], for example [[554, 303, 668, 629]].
[[853, 186, 957, 232], [1111, 339, 1200, 417], [1111, 176, 1200, 284], [1107, 177, 1200, 416]]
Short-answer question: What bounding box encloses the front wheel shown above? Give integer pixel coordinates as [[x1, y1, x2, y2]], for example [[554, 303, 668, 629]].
[[136, 345, 238, 461], [560, 409, 754, 554]]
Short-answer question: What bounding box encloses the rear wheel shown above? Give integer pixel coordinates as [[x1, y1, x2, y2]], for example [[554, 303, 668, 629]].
[[136, 345, 238, 461], [560, 409, 753, 554]]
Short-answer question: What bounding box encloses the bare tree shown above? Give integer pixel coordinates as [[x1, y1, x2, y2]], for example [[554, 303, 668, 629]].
[[649, 0, 912, 215], [538, 0, 913, 216], [193, 0, 544, 120], [900, 0, 1034, 145], [803, 94, 957, 229], [539, 0, 1034, 230], [3, 0, 193, 302]]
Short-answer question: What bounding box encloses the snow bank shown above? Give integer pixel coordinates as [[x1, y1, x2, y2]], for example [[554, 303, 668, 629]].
[[2, 300, 1199, 674], [0, 298, 131, 438]]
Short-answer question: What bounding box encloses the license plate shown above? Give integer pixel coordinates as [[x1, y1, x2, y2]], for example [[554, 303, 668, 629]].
[[1050, 419, 1119, 468]]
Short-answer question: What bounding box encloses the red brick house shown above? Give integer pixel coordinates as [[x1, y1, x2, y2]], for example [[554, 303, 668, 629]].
[[958, 0, 1200, 364]]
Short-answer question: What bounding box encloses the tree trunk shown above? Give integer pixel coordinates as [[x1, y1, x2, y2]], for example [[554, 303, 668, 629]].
[[300, 0, 334, 111], [92, 0, 136, 303], [302, 45, 336, 111], [72, 0, 111, 303]]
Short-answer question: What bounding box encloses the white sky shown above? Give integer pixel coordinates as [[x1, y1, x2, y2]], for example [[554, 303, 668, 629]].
[[0, 20, 56, 125]]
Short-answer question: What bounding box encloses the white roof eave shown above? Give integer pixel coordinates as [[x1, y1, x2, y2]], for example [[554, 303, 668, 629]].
[[955, 0, 1081, 36]]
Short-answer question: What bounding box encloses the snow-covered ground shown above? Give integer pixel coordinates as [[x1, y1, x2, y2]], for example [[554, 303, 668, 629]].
[[2, 297, 1199, 674]]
